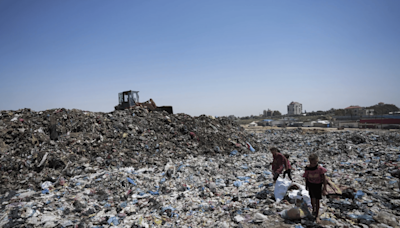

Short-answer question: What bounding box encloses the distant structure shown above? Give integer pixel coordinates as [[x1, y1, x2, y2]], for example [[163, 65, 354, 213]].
[[344, 105, 374, 117], [364, 109, 374, 116], [263, 109, 274, 117], [263, 109, 282, 117], [248, 121, 258, 127], [344, 105, 363, 116], [287, 101, 302, 115]]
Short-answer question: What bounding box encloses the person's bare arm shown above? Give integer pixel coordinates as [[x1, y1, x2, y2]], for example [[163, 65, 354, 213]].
[[321, 174, 327, 195], [305, 178, 308, 191]]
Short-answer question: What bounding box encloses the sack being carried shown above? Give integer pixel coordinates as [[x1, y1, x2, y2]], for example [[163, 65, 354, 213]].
[[274, 177, 292, 203]]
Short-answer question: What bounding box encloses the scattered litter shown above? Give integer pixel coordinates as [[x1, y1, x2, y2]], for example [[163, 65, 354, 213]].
[[0, 107, 399, 227]]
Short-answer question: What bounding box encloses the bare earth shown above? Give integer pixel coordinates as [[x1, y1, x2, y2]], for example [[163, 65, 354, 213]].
[[242, 125, 400, 134]]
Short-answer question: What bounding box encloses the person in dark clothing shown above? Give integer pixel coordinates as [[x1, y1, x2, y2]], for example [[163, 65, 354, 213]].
[[303, 153, 327, 223], [270, 147, 289, 183], [283, 154, 293, 181]]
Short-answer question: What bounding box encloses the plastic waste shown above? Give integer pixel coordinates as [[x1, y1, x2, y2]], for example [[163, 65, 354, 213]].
[[107, 216, 119, 226], [253, 212, 268, 222], [234, 215, 245, 222], [230, 150, 238, 156], [354, 190, 365, 199], [287, 185, 311, 207], [1, 108, 400, 228], [274, 177, 292, 203], [234, 181, 243, 187], [246, 142, 256, 152], [127, 177, 137, 186], [41, 181, 53, 190]]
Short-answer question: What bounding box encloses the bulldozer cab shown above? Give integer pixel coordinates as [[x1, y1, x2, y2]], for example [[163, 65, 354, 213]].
[[115, 90, 173, 114], [117, 90, 139, 110]]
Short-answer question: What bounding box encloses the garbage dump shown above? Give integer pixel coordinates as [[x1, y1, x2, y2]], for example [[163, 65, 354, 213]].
[[0, 107, 399, 227]]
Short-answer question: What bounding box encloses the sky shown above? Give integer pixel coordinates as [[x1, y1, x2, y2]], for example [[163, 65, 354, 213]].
[[1, 0, 399, 117]]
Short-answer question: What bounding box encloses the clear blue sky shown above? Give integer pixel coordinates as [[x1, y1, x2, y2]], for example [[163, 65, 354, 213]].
[[1, 0, 399, 117]]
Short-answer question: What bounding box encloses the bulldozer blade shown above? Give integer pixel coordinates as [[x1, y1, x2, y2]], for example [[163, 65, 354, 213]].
[[155, 106, 173, 114]]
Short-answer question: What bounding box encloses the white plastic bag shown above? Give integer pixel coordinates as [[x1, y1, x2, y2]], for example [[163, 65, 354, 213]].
[[253, 213, 268, 222], [274, 177, 292, 203], [41, 181, 53, 190], [287, 184, 311, 207]]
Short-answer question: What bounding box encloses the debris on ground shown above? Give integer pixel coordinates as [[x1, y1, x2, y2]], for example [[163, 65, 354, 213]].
[[0, 107, 399, 227]]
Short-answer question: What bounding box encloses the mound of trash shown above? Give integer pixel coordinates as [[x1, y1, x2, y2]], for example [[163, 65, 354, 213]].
[[0, 107, 262, 193], [0, 108, 399, 228]]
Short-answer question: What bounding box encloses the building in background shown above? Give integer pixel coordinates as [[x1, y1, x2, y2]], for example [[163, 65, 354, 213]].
[[344, 105, 374, 117], [364, 109, 374, 116], [263, 110, 267, 117], [263, 109, 282, 117], [344, 105, 364, 116], [287, 102, 302, 115], [359, 118, 400, 129], [257, 119, 273, 126], [263, 109, 274, 117]]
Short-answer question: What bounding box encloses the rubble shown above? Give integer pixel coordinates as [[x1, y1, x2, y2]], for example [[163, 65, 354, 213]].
[[0, 107, 399, 227]]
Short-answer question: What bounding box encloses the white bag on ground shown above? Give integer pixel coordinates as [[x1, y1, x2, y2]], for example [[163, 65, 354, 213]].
[[287, 184, 311, 207], [274, 177, 292, 203]]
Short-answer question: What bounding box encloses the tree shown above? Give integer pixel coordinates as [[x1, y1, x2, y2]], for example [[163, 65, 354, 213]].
[[334, 109, 345, 116], [367, 104, 399, 115]]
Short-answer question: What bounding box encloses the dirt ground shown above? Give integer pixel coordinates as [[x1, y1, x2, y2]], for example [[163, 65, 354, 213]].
[[242, 125, 400, 134]]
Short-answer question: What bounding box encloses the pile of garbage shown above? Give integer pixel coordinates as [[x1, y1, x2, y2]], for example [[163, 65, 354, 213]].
[[258, 128, 400, 227], [0, 107, 263, 193], [0, 108, 399, 227]]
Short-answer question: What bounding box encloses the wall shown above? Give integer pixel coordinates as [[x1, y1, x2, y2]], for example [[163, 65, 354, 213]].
[[338, 122, 359, 128]]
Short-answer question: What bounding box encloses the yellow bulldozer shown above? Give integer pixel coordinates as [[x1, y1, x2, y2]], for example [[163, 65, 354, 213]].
[[114, 90, 173, 114]]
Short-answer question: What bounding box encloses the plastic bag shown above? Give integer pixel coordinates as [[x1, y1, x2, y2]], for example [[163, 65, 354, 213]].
[[41, 181, 53, 190], [127, 177, 137, 186], [246, 142, 256, 152], [287, 184, 311, 207], [274, 177, 292, 203], [234, 181, 243, 187]]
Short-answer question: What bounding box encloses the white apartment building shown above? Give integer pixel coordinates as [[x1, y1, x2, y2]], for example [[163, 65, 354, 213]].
[[287, 101, 302, 115]]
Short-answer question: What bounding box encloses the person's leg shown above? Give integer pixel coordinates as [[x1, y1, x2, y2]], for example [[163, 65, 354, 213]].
[[273, 172, 279, 183], [283, 170, 287, 178], [315, 199, 321, 223], [311, 198, 316, 216], [287, 169, 293, 181]]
